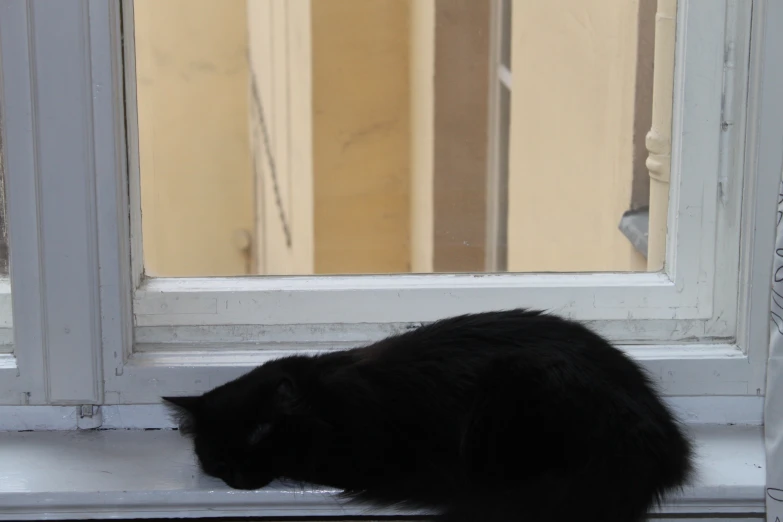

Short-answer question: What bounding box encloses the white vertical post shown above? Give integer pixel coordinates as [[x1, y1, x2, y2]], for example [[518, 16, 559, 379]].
[[0, 1, 47, 404], [646, 0, 677, 272], [0, 0, 128, 405]]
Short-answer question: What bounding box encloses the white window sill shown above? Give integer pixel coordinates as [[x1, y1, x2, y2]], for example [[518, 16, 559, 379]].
[[0, 425, 765, 520]]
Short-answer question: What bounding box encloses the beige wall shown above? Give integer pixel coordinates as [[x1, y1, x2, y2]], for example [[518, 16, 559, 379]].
[[311, 0, 412, 274], [135, 0, 255, 277], [506, 0, 647, 272], [136, 0, 655, 277], [249, 0, 421, 276], [248, 0, 413, 276], [247, 0, 315, 275], [432, 0, 491, 273], [409, 0, 436, 274], [409, 0, 492, 274]]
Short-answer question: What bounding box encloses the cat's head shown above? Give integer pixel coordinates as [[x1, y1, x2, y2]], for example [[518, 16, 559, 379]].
[[163, 366, 300, 490]]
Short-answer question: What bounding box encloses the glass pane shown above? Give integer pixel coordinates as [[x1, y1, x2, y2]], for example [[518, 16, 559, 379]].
[[0, 159, 7, 277], [131, 0, 669, 277], [0, 110, 13, 354]]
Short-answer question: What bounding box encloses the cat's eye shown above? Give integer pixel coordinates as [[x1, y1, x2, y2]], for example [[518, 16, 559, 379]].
[[248, 423, 272, 446]]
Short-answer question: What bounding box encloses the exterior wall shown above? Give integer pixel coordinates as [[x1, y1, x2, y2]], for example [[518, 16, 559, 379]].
[[134, 0, 255, 277], [506, 0, 648, 272], [247, 0, 315, 275], [134, 0, 654, 277], [410, 0, 493, 275], [311, 0, 412, 274], [409, 0, 436, 274], [432, 0, 492, 273]]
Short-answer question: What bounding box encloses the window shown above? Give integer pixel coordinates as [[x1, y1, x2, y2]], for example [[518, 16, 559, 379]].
[[0, 0, 775, 413], [1, 2, 782, 519], [0, 18, 21, 401], [0, 154, 12, 350], [98, 0, 765, 405], [134, 0, 661, 278], [0, 4, 780, 522]]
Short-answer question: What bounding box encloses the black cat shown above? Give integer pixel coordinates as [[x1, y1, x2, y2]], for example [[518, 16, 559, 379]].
[[164, 309, 693, 522]]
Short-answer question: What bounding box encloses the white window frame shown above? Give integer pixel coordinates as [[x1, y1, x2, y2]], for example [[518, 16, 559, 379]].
[[115, 0, 765, 402], [0, 1, 60, 405], [0, 0, 778, 412]]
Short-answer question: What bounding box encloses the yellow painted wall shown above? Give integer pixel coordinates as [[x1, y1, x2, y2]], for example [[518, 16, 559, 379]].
[[431, 0, 491, 273], [506, 0, 647, 272], [409, 0, 436, 274], [311, 0, 412, 274], [247, 0, 315, 275], [134, 0, 255, 277], [135, 0, 653, 277]]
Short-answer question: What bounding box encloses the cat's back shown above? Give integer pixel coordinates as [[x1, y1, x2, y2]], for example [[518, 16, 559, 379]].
[[327, 309, 664, 436], [349, 308, 627, 373], [308, 309, 649, 421], [291, 309, 692, 509]]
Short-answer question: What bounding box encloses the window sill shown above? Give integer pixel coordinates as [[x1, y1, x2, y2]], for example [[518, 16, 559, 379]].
[[0, 425, 765, 520]]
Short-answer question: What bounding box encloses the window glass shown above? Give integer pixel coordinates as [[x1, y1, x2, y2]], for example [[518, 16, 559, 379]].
[[0, 106, 13, 354], [0, 152, 8, 277], [132, 0, 668, 277]]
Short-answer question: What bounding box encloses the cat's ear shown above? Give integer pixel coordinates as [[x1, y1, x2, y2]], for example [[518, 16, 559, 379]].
[[274, 376, 298, 412], [162, 396, 203, 435], [248, 422, 272, 446], [162, 395, 202, 414]]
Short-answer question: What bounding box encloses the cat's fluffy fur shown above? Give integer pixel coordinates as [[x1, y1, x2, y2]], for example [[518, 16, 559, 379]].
[[164, 309, 693, 522]]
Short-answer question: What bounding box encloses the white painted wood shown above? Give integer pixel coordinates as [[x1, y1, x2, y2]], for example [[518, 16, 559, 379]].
[[0, 426, 764, 519], [497, 65, 512, 90], [133, 271, 699, 324], [653, 519, 762, 522], [749, 2, 783, 522], [131, 318, 736, 348], [0, 0, 136, 405], [668, 396, 764, 426], [120, 0, 146, 292], [93, 0, 137, 410], [12, 0, 107, 405], [0, 406, 80, 431], [706, 0, 753, 350], [0, 1, 57, 405], [736, 0, 783, 403]]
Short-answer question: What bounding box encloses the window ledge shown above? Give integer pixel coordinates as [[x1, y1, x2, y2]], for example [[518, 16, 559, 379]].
[[0, 425, 765, 520]]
